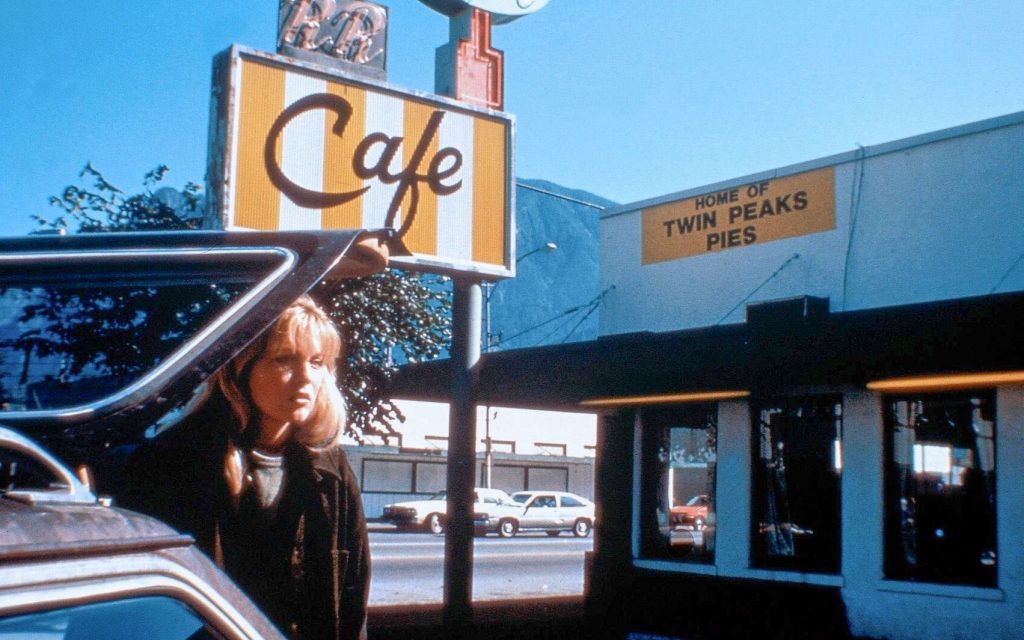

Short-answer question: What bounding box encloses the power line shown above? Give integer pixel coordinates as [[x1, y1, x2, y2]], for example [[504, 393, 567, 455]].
[[559, 300, 602, 344], [989, 250, 1024, 294], [841, 144, 866, 311], [495, 300, 592, 346], [716, 253, 801, 325], [493, 287, 612, 348], [535, 286, 615, 347], [559, 286, 615, 344]]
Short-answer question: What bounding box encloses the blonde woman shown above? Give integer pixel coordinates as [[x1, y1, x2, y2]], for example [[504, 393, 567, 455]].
[[124, 295, 370, 640]]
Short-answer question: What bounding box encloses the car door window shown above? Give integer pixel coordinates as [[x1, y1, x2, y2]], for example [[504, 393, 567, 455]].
[[0, 595, 224, 639], [0, 248, 287, 412]]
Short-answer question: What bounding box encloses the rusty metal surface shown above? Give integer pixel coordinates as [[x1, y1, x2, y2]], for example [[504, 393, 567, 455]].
[[277, 0, 388, 79], [0, 499, 285, 637], [0, 499, 185, 562], [0, 521, 285, 639]]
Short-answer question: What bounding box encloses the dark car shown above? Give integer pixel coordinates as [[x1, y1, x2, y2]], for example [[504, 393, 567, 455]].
[[0, 230, 390, 638]]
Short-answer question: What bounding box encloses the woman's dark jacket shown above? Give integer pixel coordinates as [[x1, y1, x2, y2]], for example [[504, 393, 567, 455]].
[[120, 399, 370, 640]]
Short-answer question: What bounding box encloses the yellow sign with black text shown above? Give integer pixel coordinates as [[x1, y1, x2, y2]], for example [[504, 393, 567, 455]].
[[642, 167, 835, 264]]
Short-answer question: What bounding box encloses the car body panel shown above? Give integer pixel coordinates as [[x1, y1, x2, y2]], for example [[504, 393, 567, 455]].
[[0, 426, 285, 638], [670, 494, 710, 530], [382, 488, 512, 532], [476, 491, 596, 537]]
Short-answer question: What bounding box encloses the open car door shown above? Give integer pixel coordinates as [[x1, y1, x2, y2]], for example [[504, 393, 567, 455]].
[[0, 229, 392, 442]]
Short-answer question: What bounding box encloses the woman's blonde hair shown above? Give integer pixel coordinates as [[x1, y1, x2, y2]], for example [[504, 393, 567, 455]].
[[214, 294, 346, 448]]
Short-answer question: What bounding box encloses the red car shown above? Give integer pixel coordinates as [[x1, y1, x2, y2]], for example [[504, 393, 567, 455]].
[[670, 494, 710, 531]]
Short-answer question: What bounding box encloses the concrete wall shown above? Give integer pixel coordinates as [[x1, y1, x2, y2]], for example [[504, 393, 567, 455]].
[[599, 111, 1024, 336]]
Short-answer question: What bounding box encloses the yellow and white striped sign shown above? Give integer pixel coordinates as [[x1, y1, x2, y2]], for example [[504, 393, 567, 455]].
[[208, 47, 513, 275]]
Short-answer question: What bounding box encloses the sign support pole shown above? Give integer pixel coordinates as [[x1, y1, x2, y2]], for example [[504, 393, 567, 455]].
[[443, 276, 481, 635], [435, 7, 503, 635]]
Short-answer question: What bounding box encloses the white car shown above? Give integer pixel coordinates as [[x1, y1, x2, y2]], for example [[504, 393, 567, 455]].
[[476, 490, 596, 538], [382, 487, 512, 534]]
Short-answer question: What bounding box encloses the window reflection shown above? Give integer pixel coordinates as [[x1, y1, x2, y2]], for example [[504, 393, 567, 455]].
[[884, 392, 996, 587], [0, 283, 244, 411], [0, 595, 221, 639], [640, 404, 716, 563], [751, 395, 842, 573]]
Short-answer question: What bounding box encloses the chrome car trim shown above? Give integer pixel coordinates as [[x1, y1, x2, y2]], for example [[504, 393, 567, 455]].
[[0, 246, 295, 425], [0, 426, 97, 505]]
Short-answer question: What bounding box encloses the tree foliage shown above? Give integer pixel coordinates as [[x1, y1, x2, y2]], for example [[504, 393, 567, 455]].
[[322, 269, 450, 442], [38, 163, 203, 232], [27, 164, 451, 442]]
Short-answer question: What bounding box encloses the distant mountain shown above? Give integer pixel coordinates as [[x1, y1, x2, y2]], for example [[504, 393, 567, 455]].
[[485, 179, 615, 352]]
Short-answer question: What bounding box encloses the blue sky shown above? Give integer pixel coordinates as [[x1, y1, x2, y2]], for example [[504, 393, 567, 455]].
[[2, 1, 1023, 237]]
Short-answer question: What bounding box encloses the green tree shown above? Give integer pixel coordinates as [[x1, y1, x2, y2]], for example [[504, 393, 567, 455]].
[[30, 164, 451, 442]]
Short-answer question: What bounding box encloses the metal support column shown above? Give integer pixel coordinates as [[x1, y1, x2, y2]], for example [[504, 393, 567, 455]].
[[443, 276, 481, 635]]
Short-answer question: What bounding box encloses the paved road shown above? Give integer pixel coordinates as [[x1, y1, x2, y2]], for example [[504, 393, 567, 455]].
[[368, 528, 592, 606]]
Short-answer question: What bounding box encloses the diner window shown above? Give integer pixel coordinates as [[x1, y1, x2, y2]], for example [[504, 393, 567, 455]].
[[640, 404, 717, 563], [884, 392, 997, 587], [752, 395, 842, 573]]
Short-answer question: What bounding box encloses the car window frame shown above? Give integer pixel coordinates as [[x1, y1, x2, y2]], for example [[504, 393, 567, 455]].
[[0, 230, 373, 434]]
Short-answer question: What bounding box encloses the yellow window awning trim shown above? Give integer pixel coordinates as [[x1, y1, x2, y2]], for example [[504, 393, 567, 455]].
[[866, 370, 1024, 393], [579, 390, 750, 408]]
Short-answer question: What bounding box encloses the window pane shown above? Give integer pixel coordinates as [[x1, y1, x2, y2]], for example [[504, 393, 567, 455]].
[[640, 404, 717, 563], [884, 392, 997, 587], [490, 465, 526, 493], [362, 459, 413, 492], [414, 461, 446, 493], [527, 466, 568, 491], [752, 396, 841, 572], [0, 595, 222, 639]]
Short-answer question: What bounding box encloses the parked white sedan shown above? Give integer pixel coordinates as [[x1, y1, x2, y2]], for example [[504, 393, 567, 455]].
[[382, 487, 512, 534], [475, 491, 596, 538]]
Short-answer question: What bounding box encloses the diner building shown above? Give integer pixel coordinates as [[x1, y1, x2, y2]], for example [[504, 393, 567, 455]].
[[394, 109, 1024, 639]]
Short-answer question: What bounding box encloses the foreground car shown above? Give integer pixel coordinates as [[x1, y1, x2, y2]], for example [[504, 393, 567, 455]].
[[383, 488, 512, 534], [0, 230, 389, 637], [476, 491, 595, 538], [0, 426, 284, 639]]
